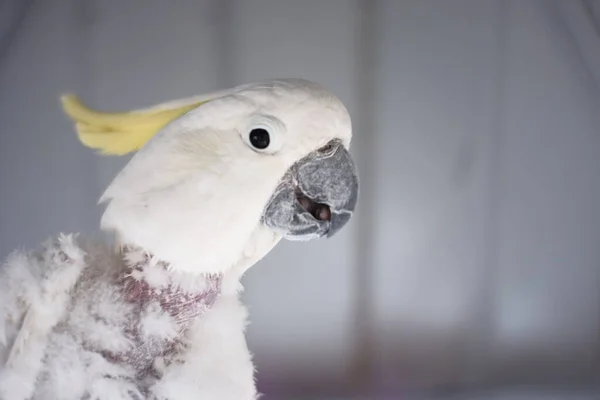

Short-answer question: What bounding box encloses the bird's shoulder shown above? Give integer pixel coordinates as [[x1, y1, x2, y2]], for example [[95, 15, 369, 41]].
[[0, 234, 116, 338], [0, 233, 94, 297]]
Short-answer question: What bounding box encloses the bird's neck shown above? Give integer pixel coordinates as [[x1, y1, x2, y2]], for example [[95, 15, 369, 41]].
[[117, 244, 222, 328]]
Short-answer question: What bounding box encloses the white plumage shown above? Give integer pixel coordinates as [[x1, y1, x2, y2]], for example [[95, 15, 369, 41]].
[[0, 79, 358, 399]]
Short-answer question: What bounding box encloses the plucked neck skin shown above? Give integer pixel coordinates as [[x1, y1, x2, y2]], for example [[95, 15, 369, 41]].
[[117, 245, 221, 330], [111, 223, 282, 294], [101, 221, 282, 379], [103, 244, 222, 378]]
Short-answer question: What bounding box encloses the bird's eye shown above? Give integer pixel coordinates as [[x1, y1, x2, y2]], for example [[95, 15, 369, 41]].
[[242, 115, 285, 154], [249, 128, 271, 150]]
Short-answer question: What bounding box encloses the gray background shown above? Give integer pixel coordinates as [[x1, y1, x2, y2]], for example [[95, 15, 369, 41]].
[[1, 0, 599, 398]]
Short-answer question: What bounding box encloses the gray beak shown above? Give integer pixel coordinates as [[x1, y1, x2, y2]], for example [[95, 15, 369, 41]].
[[262, 139, 359, 241]]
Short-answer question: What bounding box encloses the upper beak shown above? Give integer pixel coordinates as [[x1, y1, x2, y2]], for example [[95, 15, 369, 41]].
[[262, 139, 359, 241], [294, 140, 359, 238]]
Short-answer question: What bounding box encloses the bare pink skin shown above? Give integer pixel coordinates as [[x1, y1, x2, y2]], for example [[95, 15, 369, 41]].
[[102, 247, 222, 380]]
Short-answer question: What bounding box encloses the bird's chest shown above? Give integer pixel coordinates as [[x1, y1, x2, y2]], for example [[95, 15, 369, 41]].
[[68, 249, 223, 383], [106, 273, 221, 378]]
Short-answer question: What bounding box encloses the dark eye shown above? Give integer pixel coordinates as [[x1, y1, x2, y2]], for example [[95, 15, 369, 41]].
[[249, 128, 270, 150]]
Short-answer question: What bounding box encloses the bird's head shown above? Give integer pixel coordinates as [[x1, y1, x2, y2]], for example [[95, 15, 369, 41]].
[[62, 79, 358, 274]]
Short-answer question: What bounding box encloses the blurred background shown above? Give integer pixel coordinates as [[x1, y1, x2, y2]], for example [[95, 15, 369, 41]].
[[1, 0, 599, 399]]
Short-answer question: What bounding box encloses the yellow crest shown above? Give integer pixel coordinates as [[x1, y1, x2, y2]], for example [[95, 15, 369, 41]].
[[60, 95, 209, 156]]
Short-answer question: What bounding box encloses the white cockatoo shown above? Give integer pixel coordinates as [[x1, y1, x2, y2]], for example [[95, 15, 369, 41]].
[[0, 78, 358, 400]]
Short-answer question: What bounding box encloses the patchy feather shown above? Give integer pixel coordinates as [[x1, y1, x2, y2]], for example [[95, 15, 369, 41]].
[[0, 236, 244, 400]]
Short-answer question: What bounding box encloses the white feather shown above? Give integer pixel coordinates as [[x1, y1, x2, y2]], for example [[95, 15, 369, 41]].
[[0, 234, 87, 400]]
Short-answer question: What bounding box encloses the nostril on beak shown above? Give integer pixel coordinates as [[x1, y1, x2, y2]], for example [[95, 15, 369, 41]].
[[316, 139, 341, 155], [318, 143, 334, 153]]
